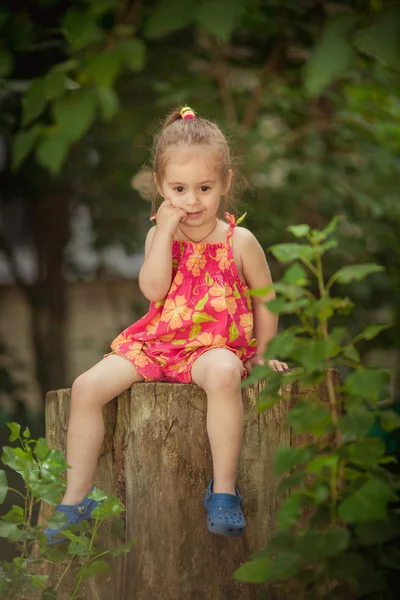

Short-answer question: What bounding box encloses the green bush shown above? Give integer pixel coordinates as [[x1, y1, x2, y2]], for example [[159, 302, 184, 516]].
[[0, 425, 135, 599], [236, 217, 400, 599]]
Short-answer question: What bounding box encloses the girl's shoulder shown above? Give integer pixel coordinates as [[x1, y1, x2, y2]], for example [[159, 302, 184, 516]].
[[232, 225, 258, 246]]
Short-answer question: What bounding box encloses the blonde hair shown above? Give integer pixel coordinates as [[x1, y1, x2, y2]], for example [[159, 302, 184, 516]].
[[150, 106, 245, 217]]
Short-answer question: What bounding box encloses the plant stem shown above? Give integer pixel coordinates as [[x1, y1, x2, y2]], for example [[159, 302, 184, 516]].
[[56, 557, 74, 591], [8, 487, 26, 500]]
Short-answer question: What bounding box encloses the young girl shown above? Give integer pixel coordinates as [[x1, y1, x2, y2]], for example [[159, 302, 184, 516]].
[[44, 106, 288, 544]]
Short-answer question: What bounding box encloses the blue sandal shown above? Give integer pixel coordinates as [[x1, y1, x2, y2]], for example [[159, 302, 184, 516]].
[[203, 477, 246, 536], [44, 486, 100, 546]]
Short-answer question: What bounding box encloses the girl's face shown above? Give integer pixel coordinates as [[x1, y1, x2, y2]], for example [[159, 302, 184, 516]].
[[156, 145, 232, 226]]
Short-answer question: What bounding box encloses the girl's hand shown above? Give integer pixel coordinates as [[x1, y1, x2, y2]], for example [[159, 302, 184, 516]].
[[156, 199, 187, 237], [244, 355, 290, 375]]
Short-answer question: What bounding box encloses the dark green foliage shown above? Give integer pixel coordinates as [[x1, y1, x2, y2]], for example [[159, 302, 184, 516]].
[[235, 221, 400, 598], [0, 428, 136, 599]]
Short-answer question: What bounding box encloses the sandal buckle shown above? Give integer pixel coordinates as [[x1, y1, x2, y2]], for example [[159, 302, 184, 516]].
[[77, 504, 86, 515]]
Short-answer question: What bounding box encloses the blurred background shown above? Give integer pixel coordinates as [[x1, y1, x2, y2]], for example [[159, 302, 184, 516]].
[[0, 0, 399, 541]]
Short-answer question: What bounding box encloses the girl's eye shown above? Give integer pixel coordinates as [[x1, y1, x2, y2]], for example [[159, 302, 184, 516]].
[[174, 187, 184, 193], [200, 186, 211, 192]]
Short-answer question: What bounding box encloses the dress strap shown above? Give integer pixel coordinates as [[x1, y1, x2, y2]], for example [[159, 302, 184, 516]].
[[225, 212, 247, 255]]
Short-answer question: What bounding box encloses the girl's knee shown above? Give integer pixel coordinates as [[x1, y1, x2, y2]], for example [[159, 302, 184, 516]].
[[71, 372, 100, 405], [202, 361, 242, 392]]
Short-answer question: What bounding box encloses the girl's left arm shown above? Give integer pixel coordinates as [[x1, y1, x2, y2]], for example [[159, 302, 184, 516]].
[[240, 230, 289, 371]]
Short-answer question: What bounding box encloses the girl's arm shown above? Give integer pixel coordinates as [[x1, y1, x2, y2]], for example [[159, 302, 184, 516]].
[[239, 229, 278, 357], [138, 226, 173, 302]]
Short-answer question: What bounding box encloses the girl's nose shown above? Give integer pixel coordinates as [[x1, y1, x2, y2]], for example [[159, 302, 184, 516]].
[[186, 192, 198, 206]]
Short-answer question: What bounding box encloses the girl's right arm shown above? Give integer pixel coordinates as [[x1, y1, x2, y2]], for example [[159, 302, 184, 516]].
[[138, 199, 187, 302], [138, 226, 174, 302]]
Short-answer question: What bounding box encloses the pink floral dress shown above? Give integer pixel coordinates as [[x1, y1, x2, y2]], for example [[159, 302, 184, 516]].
[[104, 213, 258, 383]]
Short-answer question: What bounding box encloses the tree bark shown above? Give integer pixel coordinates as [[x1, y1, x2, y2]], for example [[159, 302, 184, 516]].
[[35, 376, 336, 600]]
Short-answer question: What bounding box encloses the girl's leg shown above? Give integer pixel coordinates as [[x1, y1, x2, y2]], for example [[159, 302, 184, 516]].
[[61, 354, 143, 505], [191, 348, 244, 496]]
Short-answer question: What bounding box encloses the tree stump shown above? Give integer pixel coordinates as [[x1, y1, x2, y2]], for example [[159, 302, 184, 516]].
[[36, 376, 337, 600]]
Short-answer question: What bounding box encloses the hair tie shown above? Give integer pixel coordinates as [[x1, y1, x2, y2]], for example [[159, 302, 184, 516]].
[[180, 106, 195, 120]]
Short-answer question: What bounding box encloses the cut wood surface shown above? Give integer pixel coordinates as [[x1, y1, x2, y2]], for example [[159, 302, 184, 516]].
[[34, 376, 337, 600]]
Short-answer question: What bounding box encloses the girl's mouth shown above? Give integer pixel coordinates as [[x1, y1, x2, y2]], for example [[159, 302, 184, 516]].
[[186, 211, 203, 218]]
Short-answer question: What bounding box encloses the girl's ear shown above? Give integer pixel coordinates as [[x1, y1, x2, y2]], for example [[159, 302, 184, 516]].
[[153, 172, 164, 197], [223, 169, 233, 195]]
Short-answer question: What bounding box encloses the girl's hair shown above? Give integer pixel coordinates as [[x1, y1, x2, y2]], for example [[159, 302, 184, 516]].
[[150, 106, 245, 217]]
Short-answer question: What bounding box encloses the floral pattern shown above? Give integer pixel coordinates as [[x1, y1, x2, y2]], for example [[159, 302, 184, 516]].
[[104, 213, 257, 383]]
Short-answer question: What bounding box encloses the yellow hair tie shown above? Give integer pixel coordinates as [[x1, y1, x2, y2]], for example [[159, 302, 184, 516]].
[[180, 106, 195, 120]]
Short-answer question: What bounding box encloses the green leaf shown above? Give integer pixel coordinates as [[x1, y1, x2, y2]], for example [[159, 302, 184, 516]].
[[345, 437, 386, 466], [0, 471, 7, 504], [274, 446, 315, 476], [338, 478, 397, 523], [46, 511, 67, 529], [109, 537, 137, 556], [292, 338, 340, 370], [380, 409, 400, 432], [344, 368, 390, 403], [277, 492, 308, 529], [286, 401, 332, 437], [34, 438, 51, 461], [88, 487, 107, 502], [269, 243, 315, 263], [111, 517, 125, 539], [36, 134, 71, 175], [11, 126, 41, 170], [327, 552, 366, 580], [265, 549, 301, 582], [340, 407, 375, 438], [7, 422, 21, 443], [233, 556, 270, 583], [196, 0, 243, 42], [287, 224, 310, 238], [67, 534, 91, 556], [304, 15, 356, 96], [85, 51, 121, 88], [277, 471, 306, 495], [41, 588, 60, 599], [0, 521, 22, 542], [22, 78, 47, 126], [321, 215, 342, 239], [145, 0, 197, 39], [297, 528, 350, 563], [343, 345, 360, 363], [22, 426, 31, 439], [31, 574, 49, 590], [192, 312, 217, 324], [195, 293, 209, 311], [44, 71, 66, 101], [353, 6, 400, 68], [334, 263, 384, 285], [0, 49, 14, 78], [282, 263, 309, 286], [95, 87, 120, 122], [90, 493, 123, 520], [52, 88, 96, 141], [75, 560, 110, 580], [2, 506, 24, 524], [361, 323, 392, 341], [265, 297, 309, 315], [61, 8, 104, 50], [306, 453, 338, 476], [117, 38, 146, 72], [355, 518, 400, 546], [264, 331, 297, 360]]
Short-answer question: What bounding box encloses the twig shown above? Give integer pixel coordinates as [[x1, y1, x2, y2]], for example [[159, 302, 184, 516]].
[[207, 39, 238, 126], [241, 37, 284, 133]]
